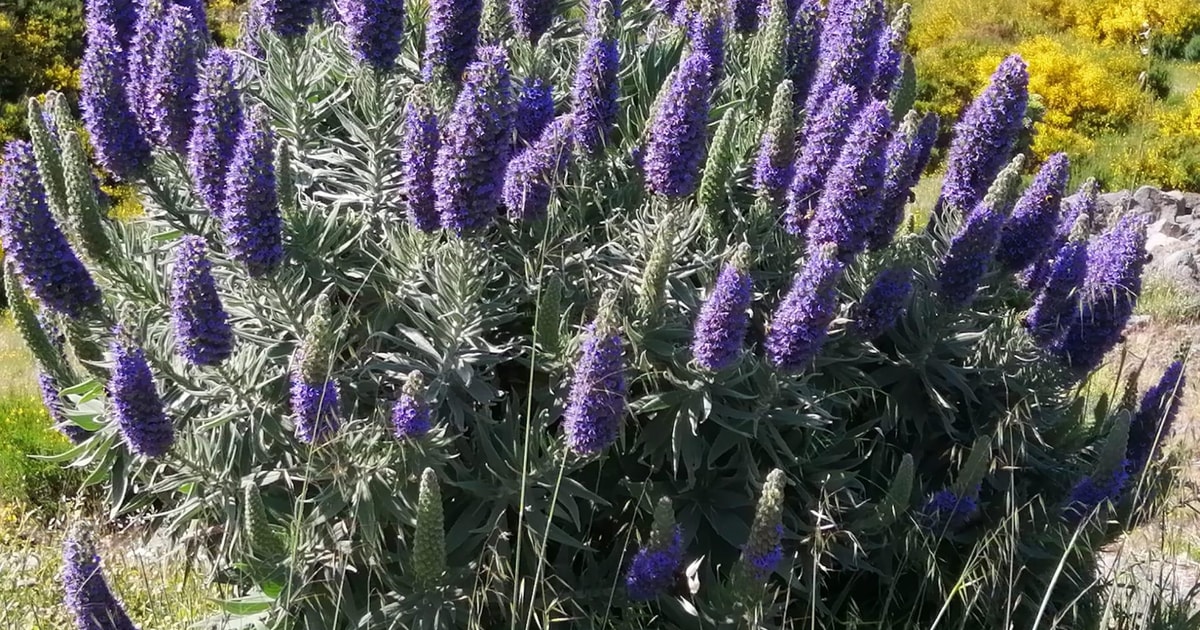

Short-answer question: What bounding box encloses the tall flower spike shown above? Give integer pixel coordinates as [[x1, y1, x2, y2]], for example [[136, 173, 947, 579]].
[[170, 236, 234, 367], [275, 139, 297, 217], [995, 153, 1070, 271], [413, 468, 446, 586], [698, 109, 737, 236], [919, 487, 978, 532], [27, 99, 68, 226], [146, 5, 203, 154], [61, 522, 139, 630], [1024, 179, 1098, 292], [502, 115, 574, 222], [222, 105, 284, 277], [0, 142, 101, 319], [784, 85, 860, 235], [626, 497, 684, 601], [392, 371, 433, 439], [868, 110, 938, 251], [6, 264, 70, 383], [291, 296, 340, 444], [693, 245, 753, 371], [636, 211, 679, 325], [81, 17, 151, 180], [733, 469, 786, 593], [243, 483, 288, 561], [689, 0, 726, 89], [644, 48, 716, 198], [851, 267, 912, 340], [52, 92, 113, 263], [87, 0, 139, 48], [869, 3, 911, 100], [934, 55, 1029, 223], [1024, 237, 1087, 347], [936, 205, 1004, 309], [752, 0, 789, 93], [805, 99, 891, 260], [754, 80, 795, 205], [803, 0, 885, 115], [1064, 466, 1128, 523], [563, 291, 627, 455], [260, 0, 324, 38], [731, 0, 759, 34], [189, 49, 243, 217], [766, 244, 844, 372], [515, 77, 555, 147], [788, 0, 823, 112], [1052, 215, 1147, 373], [401, 91, 440, 232], [126, 0, 162, 130], [423, 0, 483, 82], [339, 0, 406, 71], [40, 371, 90, 444], [511, 0, 555, 41], [435, 46, 514, 235], [1127, 360, 1186, 476], [110, 331, 175, 457], [570, 0, 620, 156]]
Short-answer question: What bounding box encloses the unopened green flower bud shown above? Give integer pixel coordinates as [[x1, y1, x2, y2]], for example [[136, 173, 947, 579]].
[[27, 97, 68, 225], [698, 110, 738, 238], [243, 483, 288, 561], [276, 139, 297, 218], [6, 262, 70, 382], [535, 274, 565, 355], [412, 467, 446, 586], [981, 154, 1026, 217], [732, 469, 786, 598], [635, 212, 677, 323]]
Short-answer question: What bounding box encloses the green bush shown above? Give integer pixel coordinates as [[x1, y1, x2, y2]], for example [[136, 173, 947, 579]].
[[1184, 34, 1200, 62]]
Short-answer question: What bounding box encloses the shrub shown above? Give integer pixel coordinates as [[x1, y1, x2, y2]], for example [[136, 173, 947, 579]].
[[1115, 90, 1200, 190], [3, 1, 1178, 628], [1185, 34, 1200, 62], [1030, 0, 1200, 46]]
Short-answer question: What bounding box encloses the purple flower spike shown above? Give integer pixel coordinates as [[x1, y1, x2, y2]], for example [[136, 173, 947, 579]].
[[766, 245, 844, 372], [0, 142, 101, 319], [784, 85, 860, 235], [1023, 181, 1098, 292], [996, 153, 1070, 271], [571, 1, 620, 156], [512, 0, 555, 41], [804, 0, 885, 115], [736, 469, 786, 586], [851, 267, 912, 339], [869, 4, 911, 100], [868, 111, 940, 251], [920, 488, 977, 532], [731, 0, 759, 33], [563, 306, 627, 455], [502, 115, 574, 222], [61, 523, 139, 630], [1052, 215, 1147, 373], [754, 80, 796, 205], [291, 374, 341, 444], [110, 333, 175, 458], [936, 55, 1029, 220], [147, 5, 204, 154], [435, 46, 514, 235], [1127, 360, 1186, 476], [626, 526, 684, 601], [936, 206, 1004, 309], [689, 4, 726, 89], [423, 0, 483, 82], [392, 371, 432, 439], [82, 17, 151, 180], [645, 49, 717, 198], [692, 248, 753, 371], [339, 0, 406, 71], [87, 0, 138, 48], [788, 0, 823, 112], [806, 100, 891, 260], [260, 0, 325, 38], [1064, 465, 1129, 523], [1024, 239, 1086, 347], [515, 78, 555, 147], [189, 49, 243, 217], [170, 236, 234, 367], [222, 105, 284, 277], [39, 371, 90, 444], [401, 93, 440, 232]]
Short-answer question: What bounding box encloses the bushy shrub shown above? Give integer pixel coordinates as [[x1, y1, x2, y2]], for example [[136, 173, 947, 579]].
[[1, 0, 1184, 628], [1030, 0, 1200, 46], [1184, 34, 1200, 62], [1115, 90, 1200, 191]]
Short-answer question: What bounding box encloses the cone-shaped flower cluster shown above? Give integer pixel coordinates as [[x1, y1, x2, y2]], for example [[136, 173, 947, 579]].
[[188, 49, 243, 216], [754, 80, 796, 205], [423, 0, 482, 81], [869, 3, 910, 100], [785, 85, 860, 235], [110, 332, 175, 458], [1063, 465, 1128, 523], [734, 469, 786, 590], [511, 0, 555, 41], [919, 487, 977, 532], [996, 153, 1070, 271], [392, 371, 433, 439], [260, 0, 324, 38], [689, 2, 726, 89], [127, 0, 162, 132], [61, 522, 139, 630], [852, 267, 912, 339], [563, 294, 627, 455], [732, 0, 759, 34], [644, 45, 716, 198], [804, 0, 884, 114], [413, 468, 446, 585], [869, 110, 938, 251], [788, 0, 823, 111], [146, 5, 203, 153], [936, 55, 1029, 220], [515, 78, 555, 147], [400, 92, 440, 232], [291, 296, 340, 444], [222, 105, 284, 277], [936, 206, 1004, 309], [88, 0, 138, 49], [435, 46, 514, 235], [1126, 360, 1186, 477], [570, 0, 619, 156], [1052, 215, 1147, 373], [82, 13, 150, 180], [626, 497, 684, 601], [5, 263, 68, 380], [1025, 238, 1087, 346], [39, 371, 89, 444], [693, 246, 753, 371], [170, 236, 234, 367], [503, 115, 574, 222], [1024, 180, 1098, 291], [339, 0, 406, 71], [0, 142, 101, 319], [806, 100, 891, 260], [766, 245, 844, 372]]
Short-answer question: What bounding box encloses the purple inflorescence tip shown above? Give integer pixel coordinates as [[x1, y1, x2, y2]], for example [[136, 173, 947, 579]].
[[563, 317, 627, 455], [692, 253, 753, 371], [170, 235, 234, 367], [188, 49, 244, 217], [221, 105, 284, 277], [109, 332, 175, 457], [766, 245, 844, 372]]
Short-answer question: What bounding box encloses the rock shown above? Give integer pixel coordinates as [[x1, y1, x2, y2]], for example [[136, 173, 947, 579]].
[[1161, 191, 1185, 222], [1161, 221, 1188, 239], [1133, 185, 1163, 212], [1183, 192, 1200, 214], [1097, 190, 1132, 212]]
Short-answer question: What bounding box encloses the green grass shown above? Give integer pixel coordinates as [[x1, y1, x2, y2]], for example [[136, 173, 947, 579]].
[[1135, 278, 1200, 325]]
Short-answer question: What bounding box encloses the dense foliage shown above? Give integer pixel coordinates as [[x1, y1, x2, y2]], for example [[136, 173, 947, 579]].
[[0, 0, 1188, 628]]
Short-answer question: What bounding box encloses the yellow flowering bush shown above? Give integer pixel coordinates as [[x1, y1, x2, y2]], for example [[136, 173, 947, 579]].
[[1031, 0, 1200, 45], [1114, 90, 1200, 190]]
